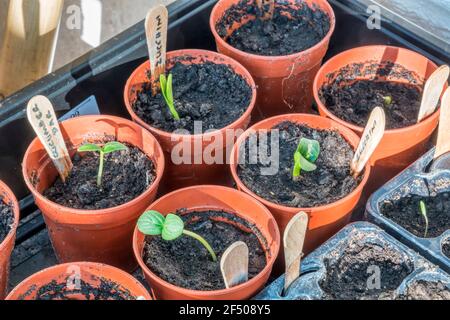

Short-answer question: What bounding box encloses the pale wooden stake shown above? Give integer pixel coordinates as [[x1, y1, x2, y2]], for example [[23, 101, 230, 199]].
[[27, 95, 73, 182], [351, 107, 386, 178], [0, 0, 64, 98], [145, 4, 168, 96], [434, 88, 450, 161], [220, 241, 249, 289], [417, 65, 450, 123], [283, 212, 308, 294]]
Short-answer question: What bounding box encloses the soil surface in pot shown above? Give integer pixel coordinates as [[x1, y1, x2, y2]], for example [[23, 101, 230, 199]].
[[380, 192, 450, 238], [319, 80, 422, 129], [132, 61, 252, 133], [443, 239, 450, 258], [216, 1, 330, 56], [399, 280, 450, 300], [44, 143, 155, 210], [237, 121, 361, 208], [320, 232, 414, 300], [0, 199, 14, 243], [19, 278, 141, 300], [143, 210, 268, 291]]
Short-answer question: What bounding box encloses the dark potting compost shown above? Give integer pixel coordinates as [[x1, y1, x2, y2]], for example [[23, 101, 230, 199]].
[[132, 61, 252, 133], [216, 0, 330, 56], [319, 233, 414, 300], [237, 121, 360, 208], [380, 192, 450, 238], [44, 144, 155, 210], [399, 280, 450, 300], [143, 210, 268, 291], [0, 199, 14, 243], [443, 239, 450, 258], [319, 61, 424, 130], [18, 278, 139, 300]]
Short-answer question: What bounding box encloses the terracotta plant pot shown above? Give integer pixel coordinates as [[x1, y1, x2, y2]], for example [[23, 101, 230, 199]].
[[210, 0, 336, 120], [133, 185, 280, 300], [6, 262, 152, 300], [124, 49, 256, 192], [314, 45, 445, 193], [230, 114, 370, 257], [0, 181, 19, 299], [22, 115, 165, 272]]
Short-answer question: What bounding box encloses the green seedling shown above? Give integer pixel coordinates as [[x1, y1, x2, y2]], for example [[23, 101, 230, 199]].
[[293, 138, 320, 179], [77, 141, 128, 187], [383, 95, 393, 107], [419, 200, 429, 238], [160, 73, 180, 120], [137, 210, 217, 262]]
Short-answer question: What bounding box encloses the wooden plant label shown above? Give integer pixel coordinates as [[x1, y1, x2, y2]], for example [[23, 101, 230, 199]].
[[434, 87, 450, 160], [145, 4, 168, 96], [256, 0, 275, 20], [27, 95, 73, 182], [417, 65, 450, 123], [220, 241, 249, 289], [351, 107, 386, 178], [283, 212, 308, 294]]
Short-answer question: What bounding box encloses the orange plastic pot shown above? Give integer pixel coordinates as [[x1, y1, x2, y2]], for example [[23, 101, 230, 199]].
[[0, 181, 19, 299], [124, 49, 256, 192], [22, 115, 165, 272], [133, 185, 280, 300], [314, 46, 445, 193], [230, 114, 370, 257], [6, 262, 152, 300], [210, 0, 336, 120]]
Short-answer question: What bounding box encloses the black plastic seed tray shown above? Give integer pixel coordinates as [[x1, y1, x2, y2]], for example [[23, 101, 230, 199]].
[[255, 222, 449, 300], [0, 0, 449, 287], [366, 149, 450, 273]]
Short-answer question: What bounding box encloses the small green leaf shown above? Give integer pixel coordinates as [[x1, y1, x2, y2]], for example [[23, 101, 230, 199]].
[[137, 211, 166, 236], [167, 74, 174, 106], [299, 153, 317, 172], [102, 141, 128, 154], [298, 138, 320, 163], [160, 74, 167, 97], [162, 213, 184, 241], [78, 143, 102, 153]]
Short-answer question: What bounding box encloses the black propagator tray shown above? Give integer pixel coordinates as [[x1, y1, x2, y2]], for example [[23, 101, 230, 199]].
[[1, 0, 449, 289]]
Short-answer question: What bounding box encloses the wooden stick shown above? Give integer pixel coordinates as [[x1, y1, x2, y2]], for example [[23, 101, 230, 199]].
[[220, 241, 249, 289], [0, 0, 64, 98], [351, 107, 386, 178], [434, 88, 450, 160], [283, 212, 308, 294], [145, 4, 168, 96], [27, 95, 73, 182], [256, 0, 275, 20], [417, 65, 450, 123]]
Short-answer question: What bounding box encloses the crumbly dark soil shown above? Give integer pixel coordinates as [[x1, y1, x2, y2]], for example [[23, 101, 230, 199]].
[[132, 61, 252, 133], [143, 210, 268, 291], [320, 233, 414, 300], [19, 278, 139, 300], [237, 121, 361, 208], [319, 80, 422, 129], [399, 280, 450, 300], [216, 0, 330, 56], [380, 192, 450, 238], [443, 239, 450, 258], [44, 144, 155, 210], [0, 198, 14, 243]]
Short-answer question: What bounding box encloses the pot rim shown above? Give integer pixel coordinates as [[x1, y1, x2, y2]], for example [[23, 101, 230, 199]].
[[230, 113, 372, 213], [133, 185, 281, 297], [0, 180, 20, 252], [123, 49, 257, 139], [21, 115, 165, 216], [6, 261, 153, 300], [313, 45, 443, 135], [209, 0, 337, 61]]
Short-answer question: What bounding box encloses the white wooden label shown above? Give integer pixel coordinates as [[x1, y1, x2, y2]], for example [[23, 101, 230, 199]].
[[434, 87, 450, 160], [220, 241, 249, 289], [417, 65, 449, 123]]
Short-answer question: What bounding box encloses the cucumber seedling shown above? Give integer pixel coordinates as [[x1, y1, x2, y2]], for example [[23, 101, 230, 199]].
[[138, 210, 217, 262], [419, 200, 429, 238], [77, 141, 128, 187], [383, 95, 393, 107], [160, 73, 180, 120], [292, 138, 320, 180]]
